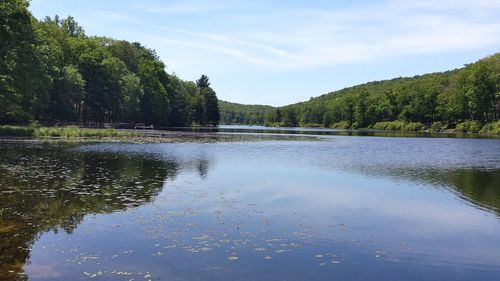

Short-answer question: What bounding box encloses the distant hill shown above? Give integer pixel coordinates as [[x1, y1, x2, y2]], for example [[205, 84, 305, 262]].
[[218, 101, 274, 125], [221, 53, 499, 132]]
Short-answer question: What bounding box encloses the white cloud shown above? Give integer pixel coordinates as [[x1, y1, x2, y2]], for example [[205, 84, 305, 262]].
[[266, 1, 500, 67], [52, 0, 499, 72], [28, 0, 500, 104], [132, 0, 242, 15], [126, 0, 500, 70]]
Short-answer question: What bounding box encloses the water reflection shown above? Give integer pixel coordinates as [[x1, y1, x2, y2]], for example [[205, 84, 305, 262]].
[[0, 135, 499, 281], [446, 169, 500, 214], [170, 125, 500, 139], [0, 141, 210, 280]]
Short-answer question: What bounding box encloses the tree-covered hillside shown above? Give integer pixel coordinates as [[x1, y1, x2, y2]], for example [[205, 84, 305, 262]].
[[0, 0, 219, 126], [255, 54, 499, 132], [219, 101, 273, 125]]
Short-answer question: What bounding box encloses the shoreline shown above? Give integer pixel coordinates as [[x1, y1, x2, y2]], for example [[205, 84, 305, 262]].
[[217, 124, 500, 139], [1, 125, 500, 142]]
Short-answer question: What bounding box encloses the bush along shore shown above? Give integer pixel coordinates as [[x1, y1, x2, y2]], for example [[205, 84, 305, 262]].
[[1, 121, 499, 140], [259, 120, 500, 135], [0, 126, 136, 139], [372, 120, 500, 134]]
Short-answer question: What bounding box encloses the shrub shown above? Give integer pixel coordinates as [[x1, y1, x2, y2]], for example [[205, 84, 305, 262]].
[[1, 125, 136, 138], [430, 121, 445, 132], [0, 126, 35, 136], [300, 123, 322, 128], [403, 122, 424, 131], [456, 120, 482, 133], [372, 120, 407, 131], [372, 121, 424, 131], [34, 127, 135, 138], [480, 120, 500, 135], [330, 121, 350, 129]]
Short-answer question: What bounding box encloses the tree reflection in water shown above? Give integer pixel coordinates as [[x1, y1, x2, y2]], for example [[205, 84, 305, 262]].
[[0, 142, 204, 280]]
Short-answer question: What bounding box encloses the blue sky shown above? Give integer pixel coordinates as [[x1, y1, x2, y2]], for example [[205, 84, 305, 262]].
[[30, 0, 500, 106]]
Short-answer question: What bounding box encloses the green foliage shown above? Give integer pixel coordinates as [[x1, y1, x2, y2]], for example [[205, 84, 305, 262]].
[[34, 127, 135, 138], [480, 120, 500, 135], [0, 0, 41, 124], [464, 61, 497, 122], [196, 75, 211, 88], [188, 75, 220, 126], [300, 123, 323, 128], [430, 121, 446, 132], [222, 54, 499, 133], [0, 125, 135, 138], [219, 101, 274, 125], [372, 121, 408, 131], [456, 121, 483, 133], [199, 86, 220, 126], [280, 108, 298, 127], [330, 121, 350, 129], [404, 122, 424, 131], [0, 2, 220, 127], [264, 108, 282, 126], [372, 121, 423, 131], [0, 125, 35, 136]]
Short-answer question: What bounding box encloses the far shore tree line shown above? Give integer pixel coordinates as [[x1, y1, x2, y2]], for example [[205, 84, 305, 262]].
[[1, 0, 220, 127], [220, 54, 500, 133]]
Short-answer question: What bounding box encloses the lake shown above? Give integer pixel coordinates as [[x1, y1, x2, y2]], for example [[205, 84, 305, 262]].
[[1, 127, 500, 281]]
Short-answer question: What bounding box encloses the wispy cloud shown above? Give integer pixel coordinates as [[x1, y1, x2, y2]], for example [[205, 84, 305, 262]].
[[131, 0, 243, 15], [149, 27, 306, 63], [123, 0, 500, 69], [141, 35, 273, 65], [93, 11, 140, 24]]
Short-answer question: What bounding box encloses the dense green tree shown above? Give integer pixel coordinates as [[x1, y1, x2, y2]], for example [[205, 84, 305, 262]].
[[218, 101, 272, 125], [0, 0, 42, 123], [120, 73, 143, 122], [465, 62, 496, 122], [196, 74, 211, 88], [49, 65, 86, 121], [195, 75, 219, 126], [344, 95, 356, 126], [221, 54, 499, 130], [281, 108, 298, 127], [355, 91, 369, 127], [166, 75, 192, 126], [202, 87, 220, 126], [138, 59, 170, 125], [0, 1, 220, 127], [60, 16, 85, 38]]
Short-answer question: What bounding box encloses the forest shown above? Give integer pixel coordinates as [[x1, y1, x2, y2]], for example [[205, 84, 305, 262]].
[[220, 54, 500, 133], [2, 0, 498, 133], [218, 101, 273, 125], [0, 0, 220, 127]]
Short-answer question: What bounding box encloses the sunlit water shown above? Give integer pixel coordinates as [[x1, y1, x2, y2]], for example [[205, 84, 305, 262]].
[[1, 129, 500, 281]]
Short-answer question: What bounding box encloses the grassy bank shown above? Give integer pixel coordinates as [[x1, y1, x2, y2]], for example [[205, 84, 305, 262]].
[[370, 120, 500, 135], [0, 126, 35, 136], [371, 121, 424, 132], [263, 120, 500, 135], [0, 126, 136, 138]]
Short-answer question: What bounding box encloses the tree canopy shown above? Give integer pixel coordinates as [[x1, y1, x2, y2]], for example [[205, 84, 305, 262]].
[[218, 101, 273, 125], [0, 0, 219, 126], [282, 54, 499, 128], [220, 54, 499, 129]]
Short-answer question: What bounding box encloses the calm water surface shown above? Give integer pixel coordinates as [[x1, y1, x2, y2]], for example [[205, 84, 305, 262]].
[[1, 128, 500, 281]]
